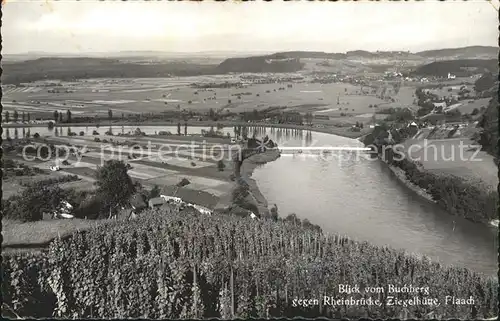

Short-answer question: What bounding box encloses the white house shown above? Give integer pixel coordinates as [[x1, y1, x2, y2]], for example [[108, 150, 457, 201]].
[[447, 73, 456, 79], [432, 102, 447, 109], [160, 195, 183, 204], [189, 204, 213, 216]]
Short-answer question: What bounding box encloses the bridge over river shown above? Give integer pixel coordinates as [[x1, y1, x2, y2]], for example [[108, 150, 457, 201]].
[[252, 128, 498, 276]]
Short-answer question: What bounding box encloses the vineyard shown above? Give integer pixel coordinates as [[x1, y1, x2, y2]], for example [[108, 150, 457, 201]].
[[2, 206, 498, 319]]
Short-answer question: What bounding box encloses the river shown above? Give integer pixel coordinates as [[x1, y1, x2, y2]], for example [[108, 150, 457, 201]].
[[251, 127, 498, 276]]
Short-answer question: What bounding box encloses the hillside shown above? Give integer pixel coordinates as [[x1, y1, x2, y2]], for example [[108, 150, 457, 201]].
[[417, 46, 498, 59], [215, 54, 304, 73], [412, 59, 498, 77], [1, 57, 218, 84], [272, 51, 347, 59], [2, 207, 498, 319], [3, 46, 498, 82], [477, 95, 499, 158]]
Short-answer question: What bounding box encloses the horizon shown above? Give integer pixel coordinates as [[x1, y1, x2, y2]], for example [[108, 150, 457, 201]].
[[3, 0, 497, 55], [3, 44, 497, 57]]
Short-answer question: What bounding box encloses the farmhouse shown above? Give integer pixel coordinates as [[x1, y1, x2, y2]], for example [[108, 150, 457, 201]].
[[420, 113, 446, 125], [433, 102, 447, 109], [161, 186, 219, 209], [148, 197, 166, 209]]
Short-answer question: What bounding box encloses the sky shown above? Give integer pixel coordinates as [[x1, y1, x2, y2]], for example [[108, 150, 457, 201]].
[[2, 0, 498, 54]]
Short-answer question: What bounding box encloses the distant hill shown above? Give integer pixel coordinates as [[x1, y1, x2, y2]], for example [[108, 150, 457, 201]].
[[271, 51, 347, 60], [346, 50, 377, 58], [1, 57, 218, 85], [416, 46, 497, 59], [412, 59, 498, 77], [215, 54, 304, 73], [3, 46, 498, 82]]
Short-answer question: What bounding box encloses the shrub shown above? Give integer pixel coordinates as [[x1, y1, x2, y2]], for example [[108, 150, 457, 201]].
[[177, 178, 190, 187], [392, 158, 498, 223], [149, 185, 162, 199], [3, 159, 17, 168], [73, 193, 107, 219], [217, 160, 225, 171], [4, 183, 66, 222], [95, 160, 136, 215]]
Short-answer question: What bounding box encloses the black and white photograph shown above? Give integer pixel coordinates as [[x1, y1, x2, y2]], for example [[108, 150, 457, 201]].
[[1, 0, 498, 319]]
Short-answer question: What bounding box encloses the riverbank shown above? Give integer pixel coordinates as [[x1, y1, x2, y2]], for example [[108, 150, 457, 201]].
[[378, 152, 498, 225], [3, 120, 369, 139], [237, 149, 281, 216], [381, 159, 436, 204]]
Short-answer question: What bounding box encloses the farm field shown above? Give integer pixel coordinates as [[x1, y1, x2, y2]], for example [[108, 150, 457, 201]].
[[1, 168, 79, 199], [2, 75, 421, 123], [3, 134, 238, 204], [453, 97, 491, 114], [2, 218, 113, 248], [402, 137, 498, 189]]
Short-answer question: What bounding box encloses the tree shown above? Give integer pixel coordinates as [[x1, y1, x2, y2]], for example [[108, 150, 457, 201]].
[[209, 108, 215, 121], [66, 110, 72, 123], [284, 213, 300, 225], [95, 160, 136, 217], [217, 160, 225, 171], [149, 185, 161, 199], [270, 204, 278, 221], [13, 110, 19, 122], [184, 123, 187, 136], [22, 111, 26, 122], [59, 112, 63, 123], [474, 72, 495, 93], [252, 109, 259, 121], [108, 109, 113, 120], [27, 113, 30, 122], [5, 111, 10, 123], [53, 110, 59, 121], [177, 122, 181, 135], [13, 182, 66, 221]]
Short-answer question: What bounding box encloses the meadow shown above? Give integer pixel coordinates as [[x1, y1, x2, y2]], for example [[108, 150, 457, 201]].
[[3, 75, 419, 126]]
